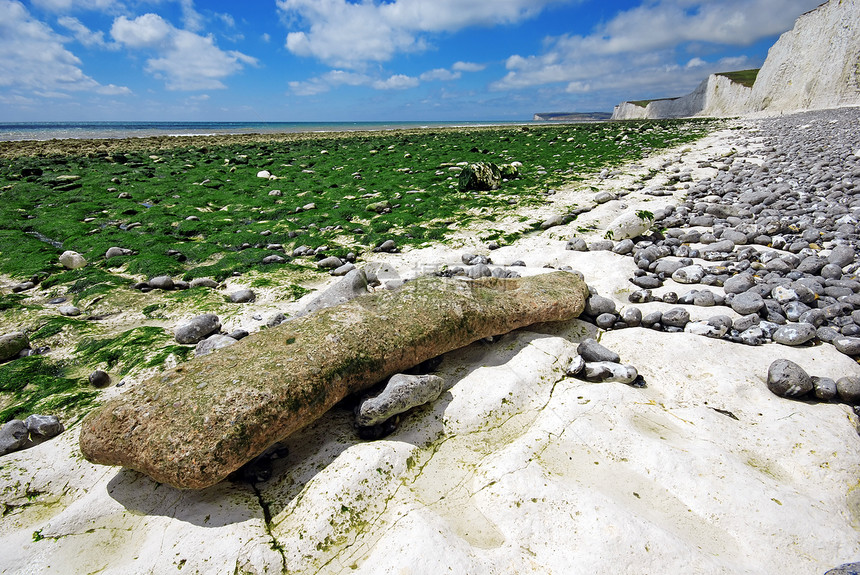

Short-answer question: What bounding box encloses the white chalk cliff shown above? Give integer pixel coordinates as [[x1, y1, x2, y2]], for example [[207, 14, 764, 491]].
[[612, 0, 860, 119]]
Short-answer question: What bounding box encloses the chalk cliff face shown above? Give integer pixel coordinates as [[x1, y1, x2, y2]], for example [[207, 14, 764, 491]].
[[747, 0, 860, 113], [611, 0, 860, 119]]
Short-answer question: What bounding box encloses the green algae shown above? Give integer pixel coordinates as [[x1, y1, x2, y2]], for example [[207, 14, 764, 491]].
[[75, 326, 193, 376], [0, 355, 98, 423], [0, 120, 718, 425]]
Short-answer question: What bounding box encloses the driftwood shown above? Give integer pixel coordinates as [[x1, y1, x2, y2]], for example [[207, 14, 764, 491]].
[[79, 272, 587, 489]]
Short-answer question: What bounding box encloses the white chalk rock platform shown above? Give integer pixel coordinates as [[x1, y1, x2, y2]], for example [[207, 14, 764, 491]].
[[2, 128, 860, 574]]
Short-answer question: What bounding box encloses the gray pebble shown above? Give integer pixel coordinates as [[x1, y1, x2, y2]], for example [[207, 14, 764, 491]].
[[0, 420, 28, 455], [583, 361, 638, 384], [175, 313, 221, 344], [585, 294, 616, 316], [739, 326, 767, 346], [595, 313, 617, 329], [723, 274, 756, 295], [58, 305, 81, 317], [827, 245, 855, 267], [566, 238, 588, 251], [836, 376, 860, 404], [467, 264, 492, 279], [229, 289, 256, 303], [812, 376, 838, 401], [641, 311, 663, 327], [833, 336, 860, 356], [766, 359, 813, 398], [24, 414, 63, 438], [731, 291, 764, 315], [693, 290, 716, 307], [0, 332, 30, 362], [566, 355, 585, 376], [733, 314, 760, 332], [88, 370, 111, 388], [356, 374, 444, 427], [577, 338, 620, 363], [672, 265, 705, 284], [195, 334, 238, 356], [661, 307, 690, 328], [189, 277, 219, 288], [148, 275, 175, 290], [621, 307, 642, 327], [317, 256, 343, 270], [772, 323, 817, 346]]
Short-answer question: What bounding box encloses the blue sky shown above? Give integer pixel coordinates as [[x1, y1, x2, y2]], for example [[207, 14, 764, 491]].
[[0, 0, 824, 122]]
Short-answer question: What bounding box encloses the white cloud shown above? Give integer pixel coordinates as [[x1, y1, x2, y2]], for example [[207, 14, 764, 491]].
[[491, 0, 821, 100], [58, 15, 113, 48], [277, 0, 568, 68], [111, 13, 257, 90], [0, 1, 130, 96], [420, 68, 460, 82], [452, 61, 485, 72], [372, 74, 419, 90], [290, 69, 421, 95], [30, 0, 115, 11], [111, 14, 171, 48], [289, 70, 371, 96]]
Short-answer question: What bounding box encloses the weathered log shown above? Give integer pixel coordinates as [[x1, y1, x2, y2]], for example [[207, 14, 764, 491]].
[[79, 272, 587, 489]]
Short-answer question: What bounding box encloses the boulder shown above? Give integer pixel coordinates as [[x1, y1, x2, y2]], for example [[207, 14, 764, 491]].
[[458, 162, 501, 191], [175, 313, 222, 345], [79, 272, 589, 489], [59, 250, 87, 269], [0, 332, 29, 362], [24, 414, 64, 438]]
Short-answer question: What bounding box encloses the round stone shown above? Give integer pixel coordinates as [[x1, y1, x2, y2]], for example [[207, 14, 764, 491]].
[[812, 376, 838, 401], [723, 274, 756, 294], [88, 370, 111, 388], [59, 250, 87, 270], [595, 313, 617, 329], [772, 323, 817, 346], [148, 275, 175, 290], [731, 291, 765, 315], [833, 337, 860, 356], [767, 359, 813, 398], [671, 265, 705, 284], [693, 290, 716, 307], [229, 289, 256, 303], [661, 307, 690, 328], [577, 338, 620, 363], [585, 294, 616, 316], [836, 376, 860, 404], [175, 313, 221, 344], [621, 307, 642, 327]]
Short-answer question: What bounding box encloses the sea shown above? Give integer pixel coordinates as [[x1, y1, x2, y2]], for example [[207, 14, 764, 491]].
[[0, 121, 534, 142]]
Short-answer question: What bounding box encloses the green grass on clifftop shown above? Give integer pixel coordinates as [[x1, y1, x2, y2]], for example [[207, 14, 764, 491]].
[[717, 69, 760, 88]]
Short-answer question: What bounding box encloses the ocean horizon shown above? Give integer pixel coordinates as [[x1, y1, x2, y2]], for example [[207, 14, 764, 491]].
[[0, 120, 542, 142]]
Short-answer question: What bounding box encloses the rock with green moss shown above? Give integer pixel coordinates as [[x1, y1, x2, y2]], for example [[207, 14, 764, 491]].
[[0, 332, 29, 362], [79, 271, 588, 489], [58, 250, 87, 270], [458, 162, 501, 191]]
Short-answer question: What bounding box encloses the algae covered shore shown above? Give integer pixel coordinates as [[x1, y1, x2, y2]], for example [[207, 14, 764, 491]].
[[0, 120, 717, 426]]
